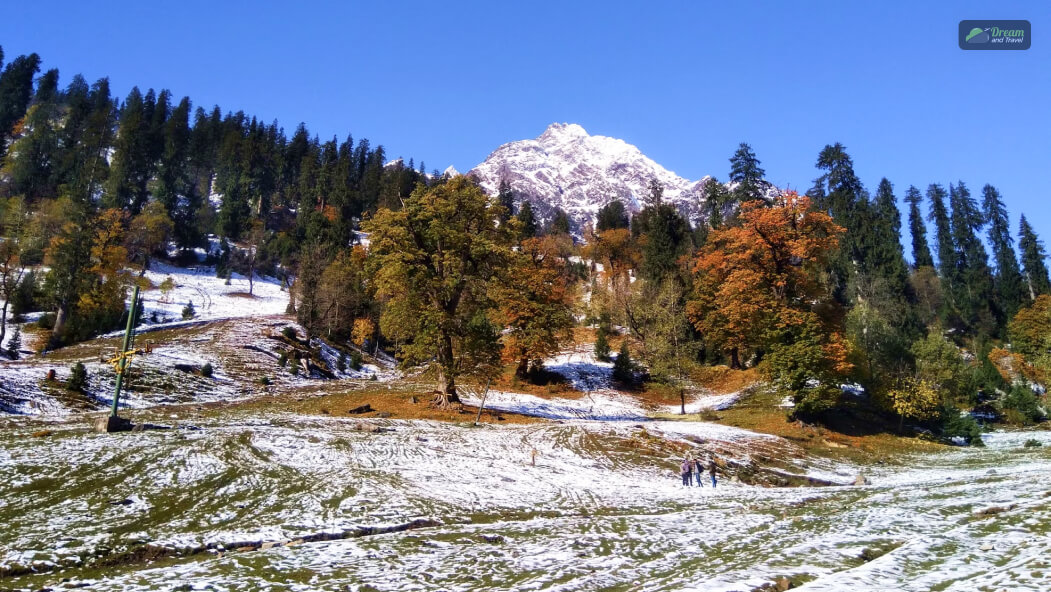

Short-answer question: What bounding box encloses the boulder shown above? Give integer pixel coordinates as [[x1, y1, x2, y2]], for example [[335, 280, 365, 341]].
[[853, 474, 871, 486]]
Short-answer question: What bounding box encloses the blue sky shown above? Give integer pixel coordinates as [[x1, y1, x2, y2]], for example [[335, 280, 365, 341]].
[[2, 1, 1048, 256]]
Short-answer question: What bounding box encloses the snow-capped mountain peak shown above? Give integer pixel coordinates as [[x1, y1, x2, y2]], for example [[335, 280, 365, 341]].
[[469, 123, 711, 230]]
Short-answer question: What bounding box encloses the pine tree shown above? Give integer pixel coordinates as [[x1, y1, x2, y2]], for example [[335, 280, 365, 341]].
[[927, 183, 955, 290], [904, 185, 934, 268], [594, 326, 611, 361], [516, 200, 537, 239], [981, 184, 1025, 318], [1019, 214, 1051, 300], [155, 96, 191, 220], [728, 142, 766, 203], [1, 68, 61, 200], [497, 178, 514, 220], [635, 202, 692, 283], [596, 200, 629, 231], [67, 78, 115, 205], [948, 181, 996, 334], [612, 341, 635, 384], [0, 52, 41, 158], [812, 143, 864, 302], [547, 209, 571, 235], [104, 87, 153, 212]]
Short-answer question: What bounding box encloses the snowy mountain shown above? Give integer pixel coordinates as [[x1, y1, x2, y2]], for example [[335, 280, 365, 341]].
[[469, 123, 714, 231]]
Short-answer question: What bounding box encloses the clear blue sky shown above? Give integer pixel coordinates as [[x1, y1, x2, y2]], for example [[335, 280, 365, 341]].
[[2, 1, 1048, 256]]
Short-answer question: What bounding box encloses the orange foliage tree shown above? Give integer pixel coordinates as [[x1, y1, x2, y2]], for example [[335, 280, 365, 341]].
[[687, 192, 851, 411], [490, 235, 576, 377]]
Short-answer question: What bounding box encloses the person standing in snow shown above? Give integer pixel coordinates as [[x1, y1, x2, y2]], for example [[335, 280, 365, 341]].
[[694, 457, 704, 487], [708, 457, 718, 488], [680, 456, 693, 486]]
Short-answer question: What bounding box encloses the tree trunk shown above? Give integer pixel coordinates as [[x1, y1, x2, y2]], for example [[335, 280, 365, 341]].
[[433, 333, 461, 407], [0, 300, 7, 354], [680, 388, 686, 415], [730, 347, 741, 370], [51, 303, 71, 348], [516, 357, 530, 379]]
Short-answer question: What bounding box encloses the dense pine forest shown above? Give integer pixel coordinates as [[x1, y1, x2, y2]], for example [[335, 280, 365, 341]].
[[1, 46, 1049, 444]]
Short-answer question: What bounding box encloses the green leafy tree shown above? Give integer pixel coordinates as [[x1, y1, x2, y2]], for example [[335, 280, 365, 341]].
[[365, 176, 511, 402]]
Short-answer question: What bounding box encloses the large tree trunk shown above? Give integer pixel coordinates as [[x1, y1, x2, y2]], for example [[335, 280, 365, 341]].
[[433, 333, 461, 408], [730, 347, 741, 370], [50, 303, 71, 349]]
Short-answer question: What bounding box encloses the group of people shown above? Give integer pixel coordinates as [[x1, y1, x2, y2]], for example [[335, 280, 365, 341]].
[[680, 455, 717, 488]]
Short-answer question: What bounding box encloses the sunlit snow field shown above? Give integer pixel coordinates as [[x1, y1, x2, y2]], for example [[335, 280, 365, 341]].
[[1, 415, 1049, 592]]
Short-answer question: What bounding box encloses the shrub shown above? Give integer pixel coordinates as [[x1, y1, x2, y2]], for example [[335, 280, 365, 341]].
[[37, 312, 56, 330], [201, 362, 214, 378], [1000, 385, 1045, 426], [5, 325, 21, 359], [278, 353, 288, 367], [349, 350, 363, 371], [337, 351, 347, 373], [259, 376, 271, 386], [68, 362, 88, 392], [939, 406, 984, 446], [182, 301, 196, 320], [1024, 438, 1043, 448], [282, 326, 298, 341]]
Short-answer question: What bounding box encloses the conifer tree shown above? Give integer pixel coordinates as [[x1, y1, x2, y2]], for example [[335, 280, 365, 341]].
[[729, 142, 767, 204], [812, 143, 864, 302], [154, 96, 191, 220], [104, 87, 153, 212], [497, 178, 514, 220], [547, 209, 571, 235], [516, 201, 537, 239], [904, 185, 933, 268], [2, 69, 61, 200], [927, 183, 955, 292], [1019, 214, 1051, 300], [948, 181, 996, 334], [0, 52, 41, 158], [596, 200, 629, 231], [982, 184, 1025, 318], [67, 78, 115, 204]]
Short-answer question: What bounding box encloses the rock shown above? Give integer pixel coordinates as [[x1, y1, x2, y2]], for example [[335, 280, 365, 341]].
[[986, 469, 997, 475], [347, 404, 373, 414], [235, 546, 255, 552], [854, 474, 871, 486], [776, 576, 793, 591], [980, 542, 994, 551], [94, 415, 134, 433], [479, 534, 504, 544], [260, 542, 281, 550], [376, 411, 392, 418], [286, 538, 305, 546]]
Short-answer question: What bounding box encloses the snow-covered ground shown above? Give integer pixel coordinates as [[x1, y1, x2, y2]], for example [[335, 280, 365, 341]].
[[0, 416, 1048, 591], [135, 261, 289, 328]]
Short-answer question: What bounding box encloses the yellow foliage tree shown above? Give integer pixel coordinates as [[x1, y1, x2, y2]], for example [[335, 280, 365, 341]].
[[886, 378, 941, 432]]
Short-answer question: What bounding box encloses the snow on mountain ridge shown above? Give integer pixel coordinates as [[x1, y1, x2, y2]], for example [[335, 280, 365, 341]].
[[469, 123, 712, 230]]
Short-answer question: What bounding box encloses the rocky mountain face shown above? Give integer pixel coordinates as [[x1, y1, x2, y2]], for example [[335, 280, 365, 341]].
[[469, 123, 713, 231]]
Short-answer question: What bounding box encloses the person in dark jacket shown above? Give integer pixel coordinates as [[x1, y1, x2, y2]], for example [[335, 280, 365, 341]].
[[708, 458, 718, 488], [680, 457, 693, 486], [693, 457, 704, 487]]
